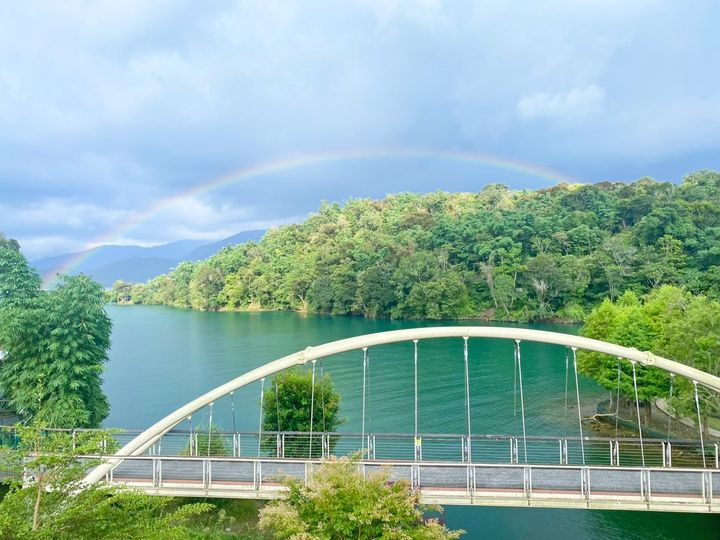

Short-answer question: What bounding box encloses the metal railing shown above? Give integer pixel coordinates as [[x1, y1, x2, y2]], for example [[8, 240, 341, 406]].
[[137, 430, 720, 469], [7, 426, 716, 470]]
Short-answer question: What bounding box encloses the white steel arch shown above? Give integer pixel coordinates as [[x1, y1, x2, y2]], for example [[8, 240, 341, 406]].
[[84, 326, 720, 484]]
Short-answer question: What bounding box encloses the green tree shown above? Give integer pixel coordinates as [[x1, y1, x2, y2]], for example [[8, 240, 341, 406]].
[[0, 270, 112, 427], [396, 269, 471, 319], [591, 234, 636, 300], [170, 261, 197, 308], [525, 254, 571, 317], [263, 369, 342, 458], [258, 457, 463, 540], [189, 264, 226, 310], [279, 251, 317, 312], [0, 425, 214, 539], [0, 232, 21, 252], [108, 280, 134, 303], [355, 263, 396, 317], [182, 423, 231, 456], [578, 286, 720, 423], [0, 244, 41, 308]]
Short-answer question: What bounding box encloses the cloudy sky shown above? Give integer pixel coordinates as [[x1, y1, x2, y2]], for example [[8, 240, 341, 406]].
[[1, 1, 719, 259]]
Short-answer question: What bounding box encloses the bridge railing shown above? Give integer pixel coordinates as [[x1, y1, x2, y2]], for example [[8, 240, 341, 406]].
[[14, 426, 716, 470], [94, 454, 719, 508], [152, 430, 720, 470]]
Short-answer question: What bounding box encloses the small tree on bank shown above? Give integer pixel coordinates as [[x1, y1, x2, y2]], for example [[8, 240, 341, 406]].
[[258, 457, 463, 540], [578, 286, 720, 424]]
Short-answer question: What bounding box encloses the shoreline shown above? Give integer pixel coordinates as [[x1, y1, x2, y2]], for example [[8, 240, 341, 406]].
[[594, 398, 720, 439], [655, 397, 720, 438], [107, 302, 583, 325]]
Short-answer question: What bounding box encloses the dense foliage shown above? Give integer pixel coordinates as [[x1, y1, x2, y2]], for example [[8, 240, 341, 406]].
[[262, 369, 342, 458], [0, 426, 262, 539], [258, 457, 462, 539], [115, 170, 720, 321], [578, 286, 720, 424], [0, 241, 112, 428]]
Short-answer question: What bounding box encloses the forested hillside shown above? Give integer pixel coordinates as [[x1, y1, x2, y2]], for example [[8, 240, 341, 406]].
[[114, 170, 720, 321]]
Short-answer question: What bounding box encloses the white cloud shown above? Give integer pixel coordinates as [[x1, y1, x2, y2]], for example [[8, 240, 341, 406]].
[[609, 93, 720, 159], [7, 193, 303, 258], [14, 235, 90, 260], [0, 199, 127, 230], [1, 0, 720, 255], [125, 195, 302, 246], [358, 0, 447, 27], [517, 84, 607, 122]]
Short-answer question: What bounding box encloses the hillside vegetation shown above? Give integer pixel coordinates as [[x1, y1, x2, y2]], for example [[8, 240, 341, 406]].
[[579, 285, 720, 422], [113, 170, 720, 321]]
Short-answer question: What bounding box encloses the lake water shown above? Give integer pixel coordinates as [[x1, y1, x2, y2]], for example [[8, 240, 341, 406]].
[[103, 305, 720, 539]]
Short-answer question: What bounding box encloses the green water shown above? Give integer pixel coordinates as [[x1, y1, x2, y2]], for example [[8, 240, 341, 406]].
[[103, 305, 720, 539]]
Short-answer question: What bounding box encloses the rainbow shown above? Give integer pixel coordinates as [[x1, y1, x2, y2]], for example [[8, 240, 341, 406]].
[[45, 148, 577, 284]]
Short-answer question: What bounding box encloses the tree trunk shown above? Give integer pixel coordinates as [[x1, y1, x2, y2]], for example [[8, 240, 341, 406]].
[[32, 472, 43, 531]]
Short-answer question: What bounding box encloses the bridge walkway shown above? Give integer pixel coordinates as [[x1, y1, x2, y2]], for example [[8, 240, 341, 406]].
[[101, 454, 720, 512], [69, 428, 720, 511]]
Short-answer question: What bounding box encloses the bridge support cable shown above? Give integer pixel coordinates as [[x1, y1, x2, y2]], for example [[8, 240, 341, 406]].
[[414, 340, 420, 461], [571, 347, 586, 465], [230, 391, 237, 436], [257, 378, 265, 457], [463, 337, 471, 462], [667, 374, 675, 441], [309, 360, 317, 458], [367, 350, 373, 458], [361, 348, 368, 455], [693, 381, 707, 468], [319, 360, 326, 436], [515, 340, 528, 464], [563, 348, 569, 438], [513, 341, 518, 422], [630, 361, 645, 467], [187, 415, 194, 456], [207, 402, 214, 457], [274, 379, 281, 433], [615, 359, 622, 439]]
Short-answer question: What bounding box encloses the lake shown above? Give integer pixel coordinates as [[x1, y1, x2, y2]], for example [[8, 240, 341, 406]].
[[103, 305, 720, 539]]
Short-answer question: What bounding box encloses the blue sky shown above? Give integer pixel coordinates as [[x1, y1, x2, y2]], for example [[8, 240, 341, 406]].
[[1, 1, 719, 258]]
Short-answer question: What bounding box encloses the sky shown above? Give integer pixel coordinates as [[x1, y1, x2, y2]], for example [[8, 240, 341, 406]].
[[1, 0, 719, 259]]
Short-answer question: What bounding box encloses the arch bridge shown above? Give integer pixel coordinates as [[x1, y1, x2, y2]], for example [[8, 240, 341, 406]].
[[82, 327, 720, 512]]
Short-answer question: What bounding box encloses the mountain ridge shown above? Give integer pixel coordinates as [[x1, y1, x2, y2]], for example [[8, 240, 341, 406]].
[[33, 229, 266, 287]]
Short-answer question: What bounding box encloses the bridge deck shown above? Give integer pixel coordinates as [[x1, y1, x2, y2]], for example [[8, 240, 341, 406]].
[[100, 456, 720, 512]]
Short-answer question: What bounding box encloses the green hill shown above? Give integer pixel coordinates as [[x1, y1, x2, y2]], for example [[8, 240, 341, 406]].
[[114, 170, 720, 321]]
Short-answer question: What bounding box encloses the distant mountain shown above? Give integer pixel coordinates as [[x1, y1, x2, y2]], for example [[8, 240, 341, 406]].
[[32, 239, 209, 275], [184, 230, 265, 261], [32, 229, 266, 287], [83, 257, 180, 287]]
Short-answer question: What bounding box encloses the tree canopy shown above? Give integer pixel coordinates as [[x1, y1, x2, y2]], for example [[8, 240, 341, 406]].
[[258, 457, 463, 540], [263, 369, 342, 458], [0, 241, 112, 428], [116, 171, 720, 321], [578, 285, 720, 420]]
